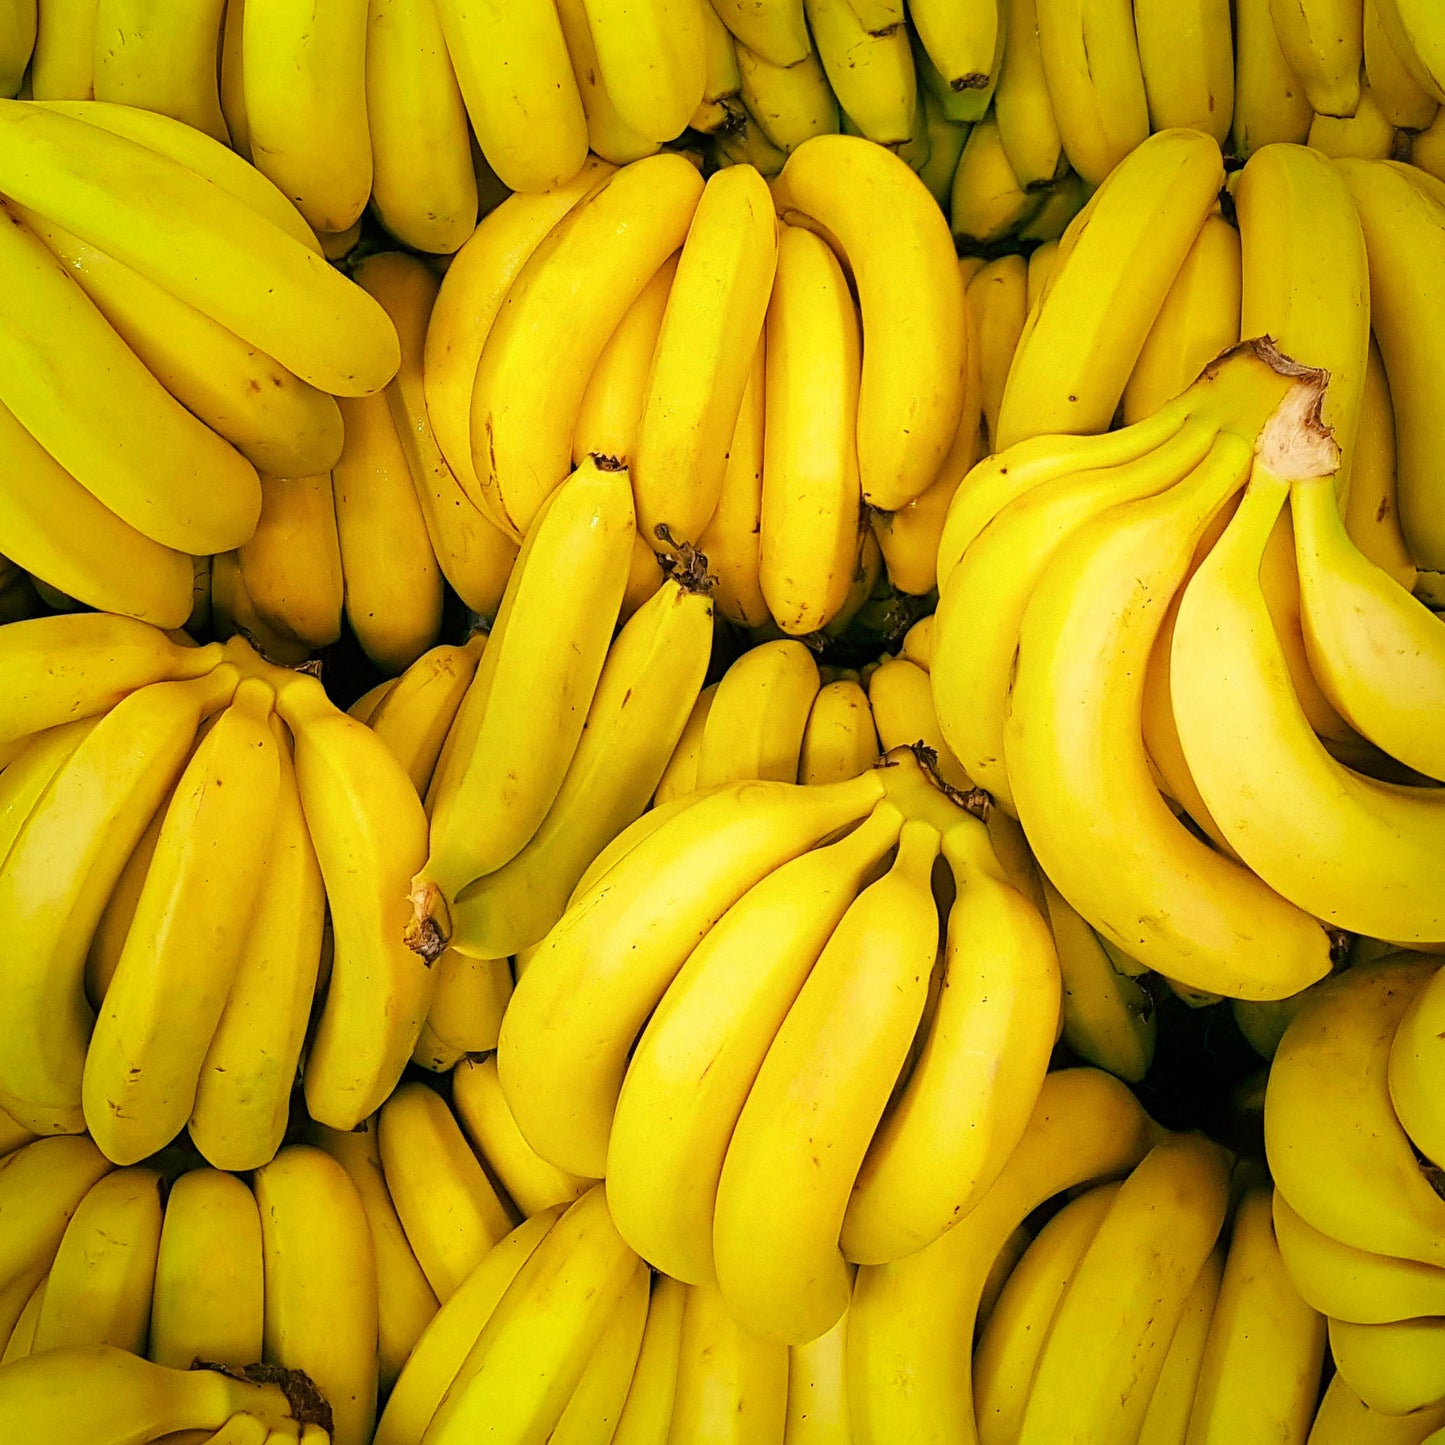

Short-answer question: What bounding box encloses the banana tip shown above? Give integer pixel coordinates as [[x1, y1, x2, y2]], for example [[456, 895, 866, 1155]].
[[403, 880, 450, 964]]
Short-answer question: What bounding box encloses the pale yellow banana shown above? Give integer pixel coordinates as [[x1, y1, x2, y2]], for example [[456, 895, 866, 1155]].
[[1366, 0, 1440, 128], [993, 0, 1063, 189], [1268, 0, 1364, 116], [803, 0, 915, 145], [580, 0, 708, 144], [1330, 1315, 1445, 1416]]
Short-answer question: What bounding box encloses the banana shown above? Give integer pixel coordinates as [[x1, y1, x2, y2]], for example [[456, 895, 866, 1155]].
[[736, 42, 838, 152], [1033, 0, 1150, 184], [355, 250, 519, 620], [973, 1183, 1123, 1445], [32, 1166, 162, 1354], [612, 1274, 686, 1445], [694, 639, 821, 787], [757, 224, 862, 634], [273, 671, 434, 1132], [425, 951, 512, 1056], [421, 1186, 642, 1444], [0, 1345, 296, 1444], [18, 210, 342, 482], [1265, 956, 1445, 1265], [0, 101, 398, 395], [1414, 103, 1445, 178], [1041, 876, 1157, 1083], [1124, 213, 1243, 425], [29, 0, 96, 99], [799, 680, 881, 784], [712, 819, 940, 1342], [254, 1146, 378, 1445], [1268, 0, 1365, 117], [709, 0, 808, 67], [967, 254, 1028, 446], [776, 134, 965, 509], [0, 0, 34, 96], [500, 770, 888, 1178], [574, 256, 679, 468], [1016, 166, 1090, 241], [1172, 421, 1445, 941], [871, 457, 972, 599], [801, 0, 914, 144], [365, 0, 475, 253], [866, 655, 972, 793], [714, 109, 790, 173], [549, 1269, 650, 1444], [0, 199, 260, 554], [331, 389, 445, 675], [378, 1082, 513, 1301], [846, 1068, 1159, 1445], [785, 1307, 850, 1445], [1003, 422, 1336, 999], [0, 1106, 34, 1162], [949, 113, 1043, 246], [1026, 239, 1059, 308], [366, 637, 483, 796], [412, 457, 634, 943], [0, 665, 239, 1133], [1344, 344, 1417, 595], [631, 166, 777, 550], [90, 0, 228, 141], [149, 1168, 264, 1370], [1183, 1185, 1325, 1442], [1390, 957, 1445, 1165], [312, 1118, 439, 1392], [235, 475, 344, 652], [1133, 0, 1233, 143], [374, 1210, 564, 1445], [1310, 82, 1400, 156], [697, 337, 769, 628], [218, 0, 248, 154], [1, 721, 106, 881], [652, 684, 719, 805], [188, 721, 322, 1172], [934, 416, 1218, 808], [1232, 0, 1316, 154], [471, 156, 705, 538], [994, 127, 1225, 449], [423, 159, 612, 508], [449, 578, 713, 958], [1330, 1315, 1445, 1416], [909, 0, 999, 100], [554, 0, 662, 164], [1308, 1372, 1445, 1444], [0, 1135, 112, 1295], [914, 86, 971, 207], [83, 677, 280, 1164], [579, 0, 707, 144], [993, 0, 1063, 189], [1372, 0, 1445, 101], [1137, 1246, 1226, 1445], [1017, 1135, 1231, 1444], [841, 814, 1061, 1264], [1, 1275, 44, 1364], [212, 550, 314, 666], [606, 803, 904, 1283], [1337, 157, 1445, 571]]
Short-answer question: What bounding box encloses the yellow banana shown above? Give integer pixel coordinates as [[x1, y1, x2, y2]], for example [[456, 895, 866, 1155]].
[[1367, 0, 1441, 127], [866, 655, 972, 793], [1330, 1315, 1445, 1416], [425, 950, 512, 1056], [1309, 82, 1400, 156], [694, 639, 821, 787], [189, 718, 324, 1171], [90, 0, 228, 141], [871, 457, 973, 599], [1137, 1247, 1227, 1445], [32, 1167, 161, 1354], [1016, 165, 1090, 240], [0, 666, 239, 1134], [736, 41, 838, 152], [1265, 956, 1445, 1266], [1124, 213, 1243, 425], [1268, 0, 1364, 116], [365, 0, 476, 254], [1, 1275, 44, 1364], [1308, 1372, 1445, 1444], [29, 0, 95, 99], [909, 0, 1000, 99], [0, 0, 34, 96], [0, 101, 398, 395], [1390, 957, 1445, 1164], [1232, 0, 1316, 155], [709, 0, 808, 67], [1344, 340, 1417, 594], [974, 1182, 1123, 1445], [784, 1307, 850, 1445], [774, 133, 966, 508], [605, 804, 904, 1284], [802, 0, 915, 145], [714, 108, 790, 173], [949, 113, 1042, 247], [798, 680, 880, 785], [1026, 239, 1059, 308], [758, 224, 862, 634], [148, 1167, 264, 1370], [914, 85, 971, 207], [1372, 0, 1445, 101], [995, 127, 1226, 449], [555, 0, 662, 164], [1133, 0, 1233, 142], [652, 683, 719, 806], [471, 155, 704, 538], [993, 0, 1063, 189], [612, 1273, 686, 1445], [450, 578, 713, 958], [579, 0, 707, 144], [548, 1264, 650, 1445], [273, 671, 433, 1131], [254, 1146, 378, 1445], [83, 677, 280, 1164], [500, 770, 889, 1178], [0, 1105, 35, 1162], [218, 0, 248, 155], [366, 636, 483, 797], [966, 254, 1028, 446]]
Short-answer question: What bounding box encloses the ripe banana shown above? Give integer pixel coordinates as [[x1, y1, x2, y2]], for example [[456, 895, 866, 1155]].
[[1366, 0, 1441, 127], [784, 1306, 850, 1445], [1268, 0, 1364, 116], [1133, 0, 1233, 142], [871, 457, 971, 599], [148, 1167, 265, 1370], [803, 0, 915, 145], [915, 86, 971, 207], [693, 639, 821, 787], [0, 1135, 112, 1299], [966, 254, 1028, 448], [28, 0, 96, 100], [798, 680, 880, 784], [1330, 1315, 1445, 1416], [772, 133, 967, 509], [1389, 956, 1445, 1167], [1309, 82, 1400, 157], [736, 42, 837, 152], [580, 0, 707, 144], [993, 0, 1064, 189], [548, 1263, 650, 1444], [424, 950, 512, 1056], [709, 0, 809, 67], [254, 1145, 378, 1445], [0, 0, 34, 97], [1137, 1245, 1226, 1444], [366, 636, 483, 796], [555, 0, 662, 164], [1231, 0, 1315, 155], [866, 655, 972, 793], [1308, 1371, 1445, 1444], [612, 1273, 686, 1445], [948, 113, 1040, 247]]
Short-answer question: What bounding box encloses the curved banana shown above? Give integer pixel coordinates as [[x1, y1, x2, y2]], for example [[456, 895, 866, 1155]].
[[966, 255, 1028, 447], [1366, 0, 1441, 126], [579, 0, 707, 145], [189, 716, 324, 1173], [0, 100, 397, 395], [606, 803, 904, 1283], [799, 680, 880, 785], [1267, 0, 1364, 116], [0, 0, 35, 97], [652, 683, 719, 806], [909, 0, 999, 100], [871, 456, 971, 599], [784, 1306, 850, 1445], [993, 0, 1064, 190], [273, 672, 433, 1131], [802, 0, 914, 145], [28, 0, 96, 100], [1004, 427, 1335, 999], [995, 127, 1225, 449], [1264, 956, 1445, 1266], [367, 636, 483, 796], [449, 578, 712, 958], [90, 0, 228, 141], [1389, 957, 1445, 1165], [0, 721, 105, 877], [470, 154, 705, 537], [254, 1146, 378, 1445], [1345, 342, 1417, 597], [694, 639, 821, 787], [758, 225, 862, 634], [1309, 82, 1400, 157], [1308, 1372, 1445, 1444], [148, 1167, 264, 1369], [548, 1263, 650, 1444], [1133, 0, 1232, 142], [1330, 1315, 1445, 1416], [612, 1273, 686, 1445], [736, 42, 837, 153], [424, 949, 512, 1056], [633, 164, 777, 548], [1231, 0, 1315, 156], [950, 112, 1042, 247], [867, 655, 972, 793], [709, 0, 808, 67], [1137, 1245, 1226, 1445], [499, 770, 888, 1178], [554, 0, 662, 164]]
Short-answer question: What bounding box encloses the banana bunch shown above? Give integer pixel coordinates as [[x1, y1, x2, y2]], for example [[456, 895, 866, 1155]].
[[497, 741, 1060, 1345], [0, 99, 400, 623], [1266, 953, 1445, 1419], [0, 610, 431, 1149]]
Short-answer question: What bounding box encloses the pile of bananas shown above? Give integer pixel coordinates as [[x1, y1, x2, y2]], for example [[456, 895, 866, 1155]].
[[4, 0, 1445, 1440]]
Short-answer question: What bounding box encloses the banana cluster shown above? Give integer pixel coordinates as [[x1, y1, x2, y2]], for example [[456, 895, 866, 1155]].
[[1266, 953, 1445, 1421], [0, 611, 432, 1153], [0, 99, 398, 626]]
